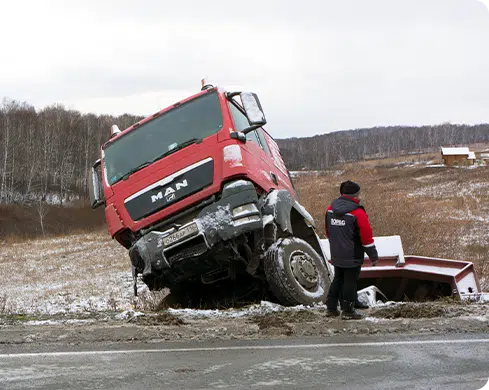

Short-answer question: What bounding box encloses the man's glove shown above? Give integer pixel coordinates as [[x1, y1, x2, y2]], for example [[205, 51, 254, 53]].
[[364, 245, 379, 266]]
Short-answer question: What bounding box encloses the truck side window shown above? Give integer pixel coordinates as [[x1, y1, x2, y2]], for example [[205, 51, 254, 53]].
[[246, 130, 260, 145], [229, 102, 265, 150], [228, 102, 250, 132], [256, 129, 271, 156]]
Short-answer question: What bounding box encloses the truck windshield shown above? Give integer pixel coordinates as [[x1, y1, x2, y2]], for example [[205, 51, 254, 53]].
[[103, 91, 223, 185]]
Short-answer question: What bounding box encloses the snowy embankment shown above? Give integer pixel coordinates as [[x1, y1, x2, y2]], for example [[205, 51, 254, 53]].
[[0, 233, 138, 315], [1, 231, 487, 320], [0, 231, 396, 317]]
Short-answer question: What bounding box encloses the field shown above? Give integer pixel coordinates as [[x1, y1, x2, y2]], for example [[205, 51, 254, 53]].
[[293, 157, 489, 290], [0, 155, 488, 332]]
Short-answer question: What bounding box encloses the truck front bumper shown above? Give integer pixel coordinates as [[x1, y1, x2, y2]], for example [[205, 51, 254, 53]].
[[129, 179, 263, 273]]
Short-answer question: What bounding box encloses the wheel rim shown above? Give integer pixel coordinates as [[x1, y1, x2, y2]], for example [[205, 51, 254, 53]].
[[289, 250, 319, 290]]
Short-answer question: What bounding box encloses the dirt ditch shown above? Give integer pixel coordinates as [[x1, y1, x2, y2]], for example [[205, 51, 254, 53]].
[[0, 301, 487, 346]]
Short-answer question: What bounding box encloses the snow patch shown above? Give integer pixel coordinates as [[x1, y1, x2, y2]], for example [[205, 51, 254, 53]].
[[224, 180, 249, 190], [460, 292, 489, 303], [262, 214, 274, 227], [363, 317, 385, 323], [197, 205, 232, 231], [116, 309, 145, 320], [223, 145, 243, 167], [266, 190, 280, 207], [294, 201, 314, 225], [168, 300, 327, 319], [24, 319, 97, 326]]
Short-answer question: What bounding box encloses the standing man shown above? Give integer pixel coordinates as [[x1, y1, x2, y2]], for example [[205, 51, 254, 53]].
[[324, 180, 378, 320]]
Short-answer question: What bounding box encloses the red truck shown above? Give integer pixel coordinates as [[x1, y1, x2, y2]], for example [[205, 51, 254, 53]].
[[89, 83, 331, 306]]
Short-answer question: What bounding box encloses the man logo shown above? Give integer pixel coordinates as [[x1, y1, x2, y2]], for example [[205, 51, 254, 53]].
[[151, 179, 188, 203], [331, 218, 346, 226]]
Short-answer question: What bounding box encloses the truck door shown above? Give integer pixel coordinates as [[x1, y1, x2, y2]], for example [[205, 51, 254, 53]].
[[260, 130, 296, 195], [228, 102, 276, 189]]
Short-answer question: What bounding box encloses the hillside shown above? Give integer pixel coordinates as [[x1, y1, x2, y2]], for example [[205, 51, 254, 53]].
[[276, 124, 489, 170]]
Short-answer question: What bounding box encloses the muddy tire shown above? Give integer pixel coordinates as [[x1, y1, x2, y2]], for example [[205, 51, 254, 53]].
[[264, 237, 330, 306]]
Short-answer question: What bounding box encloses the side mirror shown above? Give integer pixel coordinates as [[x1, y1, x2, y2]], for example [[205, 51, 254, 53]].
[[240, 92, 266, 126], [230, 131, 247, 143], [89, 159, 105, 209]]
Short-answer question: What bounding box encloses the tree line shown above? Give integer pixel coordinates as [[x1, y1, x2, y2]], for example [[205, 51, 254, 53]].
[[1, 97, 488, 205], [0, 98, 143, 205], [276, 123, 489, 170]]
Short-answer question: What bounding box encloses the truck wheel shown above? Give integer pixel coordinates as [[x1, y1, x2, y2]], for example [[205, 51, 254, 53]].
[[264, 237, 330, 306]]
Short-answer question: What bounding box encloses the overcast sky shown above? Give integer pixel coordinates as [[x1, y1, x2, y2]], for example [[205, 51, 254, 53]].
[[0, 0, 488, 138]]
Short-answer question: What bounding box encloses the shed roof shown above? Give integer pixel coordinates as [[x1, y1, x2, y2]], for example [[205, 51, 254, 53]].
[[441, 147, 470, 156], [468, 152, 476, 160]]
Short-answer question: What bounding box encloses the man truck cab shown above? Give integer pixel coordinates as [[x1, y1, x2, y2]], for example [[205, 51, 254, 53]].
[[89, 83, 331, 306]]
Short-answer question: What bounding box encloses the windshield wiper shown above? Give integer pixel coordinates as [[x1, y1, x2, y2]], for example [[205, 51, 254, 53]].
[[150, 138, 202, 164], [121, 161, 153, 181]]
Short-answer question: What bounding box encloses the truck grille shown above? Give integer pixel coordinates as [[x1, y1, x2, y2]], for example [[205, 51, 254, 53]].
[[124, 158, 214, 221], [165, 236, 208, 264]]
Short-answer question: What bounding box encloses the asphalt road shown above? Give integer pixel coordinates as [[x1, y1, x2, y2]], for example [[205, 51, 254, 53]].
[[0, 335, 488, 389]]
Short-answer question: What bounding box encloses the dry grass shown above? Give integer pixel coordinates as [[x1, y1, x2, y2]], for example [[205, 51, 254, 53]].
[[371, 303, 448, 319], [0, 232, 132, 314], [250, 314, 293, 335], [294, 159, 489, 286], [133, 290, 171, 312], [249, 311, 318, 335], [0, 203, 106, 241], [343, 151, 441, 169], [133, 311, 187, 326]]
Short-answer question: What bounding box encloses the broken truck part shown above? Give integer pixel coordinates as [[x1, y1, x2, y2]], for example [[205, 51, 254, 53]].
[[89, 83, 331, 306], [321, 236, 483, 302]]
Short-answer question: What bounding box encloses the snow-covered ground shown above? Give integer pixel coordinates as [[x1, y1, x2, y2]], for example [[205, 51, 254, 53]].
[[0, 232, 142, 315], [1, 230, 487, 326], [0, 230, 388, 316]]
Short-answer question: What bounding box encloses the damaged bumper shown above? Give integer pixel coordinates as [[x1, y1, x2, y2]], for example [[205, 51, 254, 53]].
[[129, 179, 262, 273]]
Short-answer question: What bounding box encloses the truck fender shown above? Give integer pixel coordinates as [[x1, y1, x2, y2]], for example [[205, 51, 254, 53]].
[[261, 189, 316, 233], [260, 189, 327, 267]]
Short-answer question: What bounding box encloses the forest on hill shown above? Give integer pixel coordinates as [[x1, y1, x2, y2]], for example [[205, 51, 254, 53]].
[[1, 97, 488, 205], [0, 99, 143, 205], [276, 123, 489, 171]]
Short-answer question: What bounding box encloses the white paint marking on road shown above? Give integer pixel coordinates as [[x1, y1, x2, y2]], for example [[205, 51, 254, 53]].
[[1, 338, 488, 359]]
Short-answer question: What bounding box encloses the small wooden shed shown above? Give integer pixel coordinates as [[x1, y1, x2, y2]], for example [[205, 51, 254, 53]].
[[441, 147, 474, 166]]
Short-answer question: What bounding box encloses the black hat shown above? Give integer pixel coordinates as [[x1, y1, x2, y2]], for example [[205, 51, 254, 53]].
[[340, 180, 361, 197]]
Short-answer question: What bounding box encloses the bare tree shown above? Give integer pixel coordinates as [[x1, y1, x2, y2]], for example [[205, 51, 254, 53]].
[[36, 198, 49, 235]]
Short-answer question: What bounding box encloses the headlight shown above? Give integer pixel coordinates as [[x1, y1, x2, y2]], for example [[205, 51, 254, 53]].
[[233, 216, 261, 226], [232, 203, 259, 218]]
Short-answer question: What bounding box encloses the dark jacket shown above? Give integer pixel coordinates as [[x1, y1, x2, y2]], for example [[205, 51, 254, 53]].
[[325, 196, 378, 268]]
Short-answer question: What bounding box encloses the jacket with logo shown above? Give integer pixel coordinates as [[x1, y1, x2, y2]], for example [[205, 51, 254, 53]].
[[325, 196, 378, 268]]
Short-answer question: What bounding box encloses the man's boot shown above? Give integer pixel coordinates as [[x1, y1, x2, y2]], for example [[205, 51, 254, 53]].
[[326, 302, 340, 317], [354, 298, 369, 309], [326, 308, 340, 317], [341, 301, 363, 320]]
